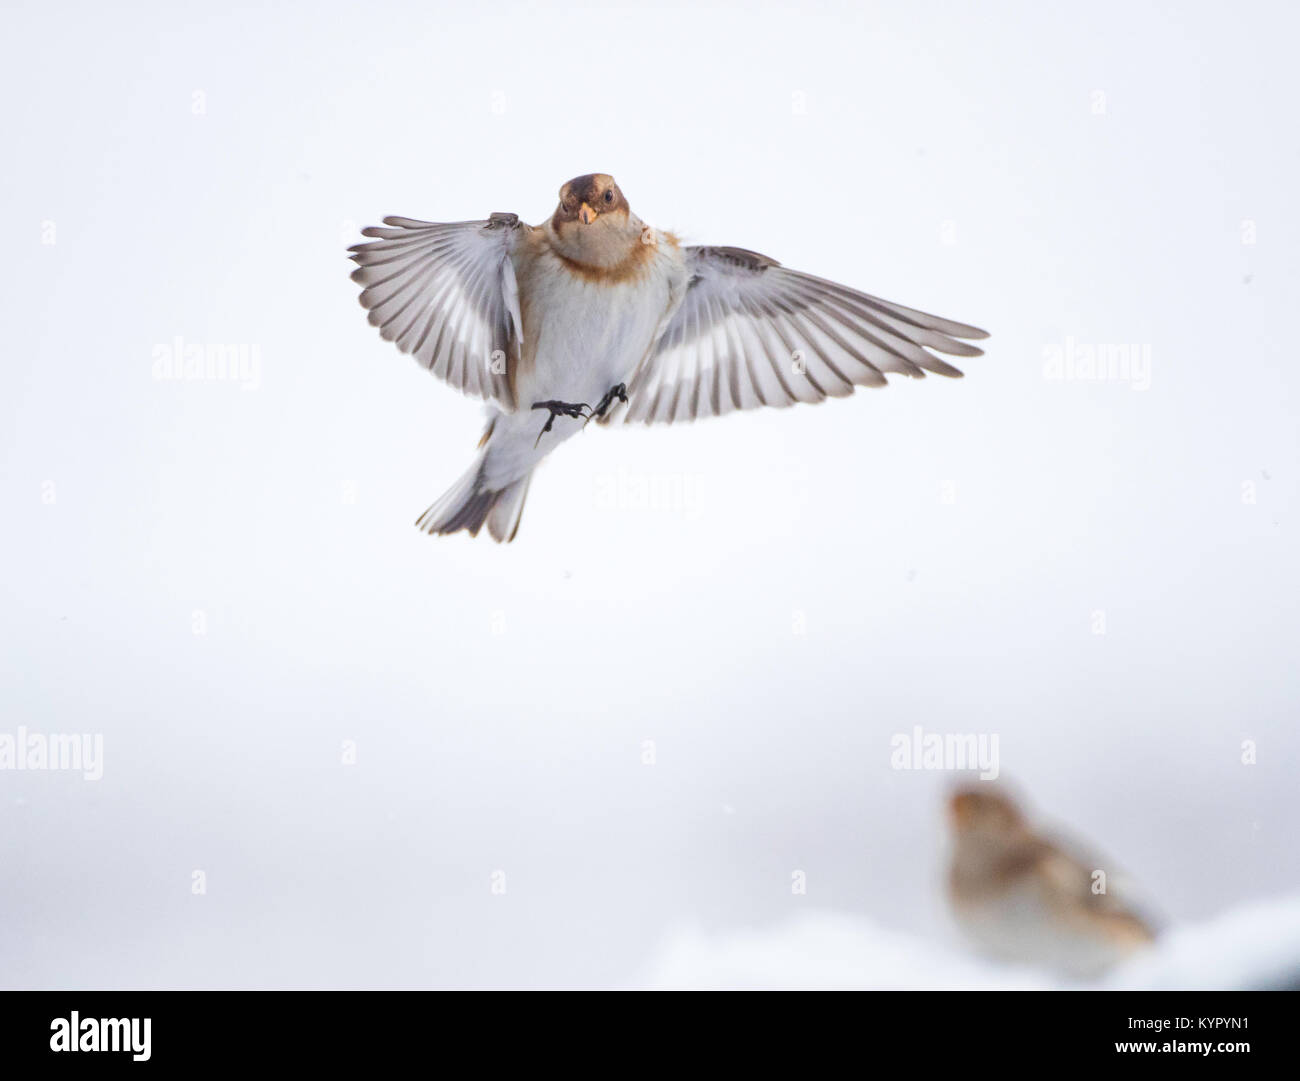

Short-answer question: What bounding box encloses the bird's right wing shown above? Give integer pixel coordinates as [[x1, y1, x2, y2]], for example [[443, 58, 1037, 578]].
[[348, 213, 527, 410]]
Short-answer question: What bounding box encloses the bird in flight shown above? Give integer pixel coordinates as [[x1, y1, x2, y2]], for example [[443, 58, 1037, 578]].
[[946, 787, 1159, 979], [349, 173, 987, 541]]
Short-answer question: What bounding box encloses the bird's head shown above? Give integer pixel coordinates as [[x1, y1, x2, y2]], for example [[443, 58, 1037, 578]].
[[549, 173, 639, 268], [948, 787, 1025, 841], [554, 173, 628, 226]]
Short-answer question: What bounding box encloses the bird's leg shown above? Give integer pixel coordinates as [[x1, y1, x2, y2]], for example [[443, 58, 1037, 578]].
[[531, 399, 590, 447], [586, 383, 628, 424]]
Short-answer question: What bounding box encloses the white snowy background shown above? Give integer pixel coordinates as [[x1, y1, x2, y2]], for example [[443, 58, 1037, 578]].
[[1, 0, 1297, 988]]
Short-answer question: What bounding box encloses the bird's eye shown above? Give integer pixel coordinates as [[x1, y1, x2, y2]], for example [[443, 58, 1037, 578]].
[[604, 190, 614, 203]]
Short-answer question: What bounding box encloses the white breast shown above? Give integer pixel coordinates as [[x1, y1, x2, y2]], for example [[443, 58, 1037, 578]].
[[515, 243, 685, 407]]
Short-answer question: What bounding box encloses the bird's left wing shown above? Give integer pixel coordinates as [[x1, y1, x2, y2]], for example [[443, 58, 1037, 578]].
[[348, 213, 526, 410], [623, 245, 988, 424], [1039, 833, 1164, 936]]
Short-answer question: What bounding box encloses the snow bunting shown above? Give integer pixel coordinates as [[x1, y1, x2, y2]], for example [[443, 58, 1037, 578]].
[[349, 173, 987, 541], [946, 787, 1157, 978]]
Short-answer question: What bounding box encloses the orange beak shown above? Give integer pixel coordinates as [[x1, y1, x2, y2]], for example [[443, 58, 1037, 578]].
[[579, 202, 598, 225]]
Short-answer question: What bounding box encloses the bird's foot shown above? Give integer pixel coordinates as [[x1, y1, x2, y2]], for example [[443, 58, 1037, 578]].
[[585, 383, 628, 425], [531, 399, 590, 447]]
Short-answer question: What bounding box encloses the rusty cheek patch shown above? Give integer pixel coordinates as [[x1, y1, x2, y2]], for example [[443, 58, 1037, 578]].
[[550, 204, 577, 231]]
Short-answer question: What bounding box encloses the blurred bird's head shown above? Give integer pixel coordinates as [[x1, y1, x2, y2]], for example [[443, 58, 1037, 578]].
[[948, 787, 1025, 843], [550, 173, 639, 268]]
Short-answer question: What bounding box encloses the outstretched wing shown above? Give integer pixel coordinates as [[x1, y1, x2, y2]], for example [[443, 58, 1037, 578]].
[[348, 213, 527, 410], [623, 245, 988, 424]]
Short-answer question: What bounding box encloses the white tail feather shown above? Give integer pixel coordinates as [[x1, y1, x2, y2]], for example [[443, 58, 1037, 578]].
[[415, 456, 532, 543]]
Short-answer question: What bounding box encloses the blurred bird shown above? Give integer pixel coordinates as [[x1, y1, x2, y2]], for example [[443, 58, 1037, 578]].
[[946, 787, 1157, 978], [349, 173, 987, 541]]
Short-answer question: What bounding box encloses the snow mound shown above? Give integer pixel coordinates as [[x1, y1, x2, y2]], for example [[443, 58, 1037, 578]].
[[638, 894, 1300, 990]]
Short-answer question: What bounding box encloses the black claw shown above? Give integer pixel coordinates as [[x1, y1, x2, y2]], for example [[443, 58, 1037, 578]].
[[531, 399, 591, 446], [587, 383, 629, 424]]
